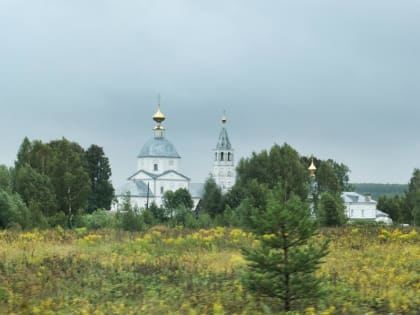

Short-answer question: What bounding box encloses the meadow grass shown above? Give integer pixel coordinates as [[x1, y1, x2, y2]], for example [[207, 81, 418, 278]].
[[0, 226, 418, 314]]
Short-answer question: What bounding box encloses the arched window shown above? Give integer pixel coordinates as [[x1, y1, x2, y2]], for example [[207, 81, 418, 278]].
[[215, 152, 218, 161], [160, 186, 164, 194], [154, 164, 158, 171], [228, 152, 232, 161], [220, 152, 224, 161]]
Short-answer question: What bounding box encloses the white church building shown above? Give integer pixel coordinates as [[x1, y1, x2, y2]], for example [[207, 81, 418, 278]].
[[113, 104, 235, 211], [341, 191, 392, 224]]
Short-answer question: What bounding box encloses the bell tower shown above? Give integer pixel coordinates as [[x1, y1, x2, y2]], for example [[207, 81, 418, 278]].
[[212, 113, 235, 193]]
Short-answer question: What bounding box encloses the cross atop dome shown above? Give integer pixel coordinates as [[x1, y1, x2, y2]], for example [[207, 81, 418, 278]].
[[221, 111, 227, 124]]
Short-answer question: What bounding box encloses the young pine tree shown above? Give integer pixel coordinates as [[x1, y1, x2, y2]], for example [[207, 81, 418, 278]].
[[242, 185, 329, 312]]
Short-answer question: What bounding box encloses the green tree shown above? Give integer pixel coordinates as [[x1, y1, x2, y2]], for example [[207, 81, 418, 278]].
[[14, 137, 32, 170], [163, 188, 194, 219], [162, 190, 176, 218], [0, 189, 32, 229], [48, 139, 91, 217], [406, 169, 420, 225], [242, 185, 329, 311], [237, 144, 309, 200], [0, 165, 13, 192], [301, 157, 352, 194], [117, 194, 145, 231], [14, 165, 57, 217], [200, 177, 223, 217], [316, 161, 341, 195], [232, 180, 270, 228], [173, 188, 194, 210], [377, 195, 405, 223], [317, 192, 346, 226], [329, 160, 353, 191], [84, 145, 114, 212], [149, 202, 166, 222]]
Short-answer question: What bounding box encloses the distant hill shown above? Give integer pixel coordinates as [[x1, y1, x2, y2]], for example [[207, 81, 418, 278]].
[[351, 183, 408, 199]]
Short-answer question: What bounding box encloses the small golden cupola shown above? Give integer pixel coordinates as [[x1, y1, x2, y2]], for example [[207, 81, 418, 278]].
[[308, 159, 317, 177], [153, 104, 165, 124], [153, 103, 166, 137]]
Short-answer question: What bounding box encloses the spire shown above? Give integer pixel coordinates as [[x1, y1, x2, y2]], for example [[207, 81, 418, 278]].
[[153, 98, 166, 137], [216, 112, 232, 150], [308, 158, 317, 177]]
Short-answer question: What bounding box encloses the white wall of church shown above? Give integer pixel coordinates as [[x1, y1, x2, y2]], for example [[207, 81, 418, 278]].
[[213, 164, 235, 193], [155, 179, 189, 197], [345, 203, 377, 219], [137, 157, 180, 174]]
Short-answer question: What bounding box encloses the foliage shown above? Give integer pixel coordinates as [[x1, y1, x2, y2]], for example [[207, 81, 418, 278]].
[[242, 185, 329, 311], [14, 165, 57, 217], [406, 169, 420, 226], [375, 169, 420, 225], [117, 194, 146, 231], [228, 145, 352, 216], [163, 188, 194, 216], [0, 165, 13, 192], [317, 192, 347, 227], [229, 181, 270, 229], [48, 139, 91, 215], [377, 194, 408, 223], [10, 138, 114, 226], [315, 161, 341, 195], [236, 144, 309, 201], [84, 145, 114, 212], [0, 189, 32, 229], [149, 202, 166, 222], [200, 177, 223, 217], [77, 209, 116, 230]]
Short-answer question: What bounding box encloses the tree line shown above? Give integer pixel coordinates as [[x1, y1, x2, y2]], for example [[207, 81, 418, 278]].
[[2, 138, 420, 230], [377, 169, 420, 225], [198, 143, 350, 228], [353, 183, 408, 198], [0, 137, 114, 229]]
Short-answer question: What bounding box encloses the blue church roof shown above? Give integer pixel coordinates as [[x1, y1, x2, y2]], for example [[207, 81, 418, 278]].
[[138, 137, 181, 158], [216, 127, 232, 150]]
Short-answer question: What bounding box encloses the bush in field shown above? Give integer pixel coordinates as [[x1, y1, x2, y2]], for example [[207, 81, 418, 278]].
[[77, 209, 116, 229], [242, 185, 329, 312]]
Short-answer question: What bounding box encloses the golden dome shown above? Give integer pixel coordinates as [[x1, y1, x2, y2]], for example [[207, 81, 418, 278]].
[[153, 104, 165, 124], [308, 159, 317, 176]]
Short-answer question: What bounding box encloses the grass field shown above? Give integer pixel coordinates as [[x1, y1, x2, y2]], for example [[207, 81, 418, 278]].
[[0, 226, 419, 314]]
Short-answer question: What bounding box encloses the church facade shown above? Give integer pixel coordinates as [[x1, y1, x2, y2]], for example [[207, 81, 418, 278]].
[[113, 104, 234, 211]]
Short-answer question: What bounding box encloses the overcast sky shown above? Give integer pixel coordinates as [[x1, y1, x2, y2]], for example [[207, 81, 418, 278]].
[[1, 0, 419, 186]]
